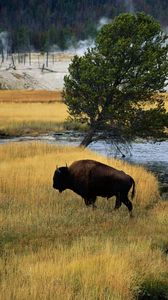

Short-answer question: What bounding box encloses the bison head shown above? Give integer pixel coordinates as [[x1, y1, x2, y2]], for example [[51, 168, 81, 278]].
[[53, 166, 70, 192]]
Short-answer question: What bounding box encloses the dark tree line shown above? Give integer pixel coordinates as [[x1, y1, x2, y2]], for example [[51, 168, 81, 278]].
[[0, 0, 168, 52]]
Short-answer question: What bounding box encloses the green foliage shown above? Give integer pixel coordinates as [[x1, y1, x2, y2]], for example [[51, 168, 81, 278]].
[[13, 25, 30, 51], [1, 1, 168, 51], [138, 279, 168, 299], [63, 13, 168, 146]]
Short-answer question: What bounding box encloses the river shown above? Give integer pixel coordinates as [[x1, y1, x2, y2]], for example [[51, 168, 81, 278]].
[[0, 131, 168, 198]]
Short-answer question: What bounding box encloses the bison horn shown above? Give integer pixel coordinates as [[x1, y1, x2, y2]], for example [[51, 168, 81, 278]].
[[57, 167, 61, 174]]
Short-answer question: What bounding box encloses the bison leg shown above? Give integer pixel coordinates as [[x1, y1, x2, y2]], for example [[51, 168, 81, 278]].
[[84, 197, 97, 209], [90, 197, 97, 210], [121, 195, 133, 217], [114, 196, 122, 209], [84, 198, 90, 206]]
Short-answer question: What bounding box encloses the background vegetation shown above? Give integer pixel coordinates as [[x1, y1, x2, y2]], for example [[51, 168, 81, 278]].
[[0, 90, 168, 137], [64, 13, 168, 147], [0, 91, 67, 136], [0, 142, 168, 299], [0, 0, 168, 52], [0, 103, 66, 136], [0, 90, 61, 103]]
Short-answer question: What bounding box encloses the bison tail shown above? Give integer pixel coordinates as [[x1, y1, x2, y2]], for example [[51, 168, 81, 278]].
[[131, 178, 135, 200]]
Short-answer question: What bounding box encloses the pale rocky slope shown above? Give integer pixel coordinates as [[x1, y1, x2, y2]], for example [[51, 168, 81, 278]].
[[0, 53, 73, 91]]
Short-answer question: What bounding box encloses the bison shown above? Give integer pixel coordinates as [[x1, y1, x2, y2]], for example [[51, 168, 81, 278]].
[[53, 159, 135, 216]]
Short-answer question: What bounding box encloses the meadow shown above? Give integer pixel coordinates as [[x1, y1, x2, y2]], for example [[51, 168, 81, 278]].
[[0, 90, 68, 136], [0, 142, 168, 300], [0, 90, 62, 103], [0, 90, 168, 137]]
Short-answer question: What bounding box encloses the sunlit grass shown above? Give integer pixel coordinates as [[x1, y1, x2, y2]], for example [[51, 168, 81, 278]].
[[143, 92, 168, 111], [163, 95, 168, 111], [0, 101, 68, 136], [0, 90, 62, 103], [0, 90, 168, 137], [0, 142, 167, 299], [0, 90, 68, 136]]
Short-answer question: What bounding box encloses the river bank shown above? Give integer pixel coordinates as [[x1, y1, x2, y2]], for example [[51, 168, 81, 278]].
[[0, 131, 167, 199]]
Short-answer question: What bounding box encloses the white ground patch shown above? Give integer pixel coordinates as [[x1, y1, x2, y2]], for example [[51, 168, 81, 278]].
[[0, 53, 73, 91], [0, 52, 168, 91]]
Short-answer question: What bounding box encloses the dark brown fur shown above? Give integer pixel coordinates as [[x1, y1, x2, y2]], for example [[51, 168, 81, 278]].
[[53, 159, 135, 215]]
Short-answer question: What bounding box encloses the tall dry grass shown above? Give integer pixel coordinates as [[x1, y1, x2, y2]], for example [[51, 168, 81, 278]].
[[143, 92, 168, 111], [163, 96, 168, 111], [161, 92, 168, 105], [0, 142, 167, 299], [0, 102, 68, 136], [0, 90, 68, 136], [0, 90, 168, 137], [0, 90, 62, 103]]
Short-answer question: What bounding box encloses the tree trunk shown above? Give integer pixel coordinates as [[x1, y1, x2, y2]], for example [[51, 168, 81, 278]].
[[80, 128, 95, 147]]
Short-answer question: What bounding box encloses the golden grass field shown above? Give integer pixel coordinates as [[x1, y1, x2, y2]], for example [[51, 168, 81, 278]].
[[0, 90, 168, 137], [0, 142, 168, 299], [0, 90, 68, 136], [0, 90, 62, 102]]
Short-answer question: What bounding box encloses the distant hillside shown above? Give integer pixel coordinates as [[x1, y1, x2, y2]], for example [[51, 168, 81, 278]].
[[0, 0, 168, 52]]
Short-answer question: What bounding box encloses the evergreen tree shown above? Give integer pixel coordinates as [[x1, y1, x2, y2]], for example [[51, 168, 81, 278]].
[[63, 13, 168, 147]]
